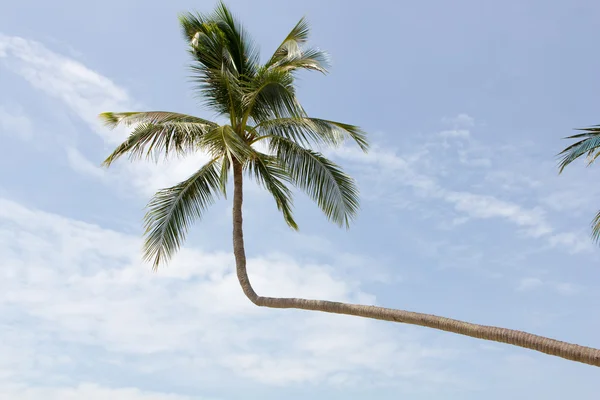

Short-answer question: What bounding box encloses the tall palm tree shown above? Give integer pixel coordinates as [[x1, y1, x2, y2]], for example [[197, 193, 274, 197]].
[[101, 2, 600, 367], [558, 126, 600, 242]]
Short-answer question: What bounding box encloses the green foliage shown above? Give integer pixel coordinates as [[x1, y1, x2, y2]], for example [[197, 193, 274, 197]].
[[100, 112, 218, 165], [558, 126, 600, 243], [558, 126, 600, 173], [143, 159, 223, 269], [101, 1, 368, 268], [267, 136, 360, 228]]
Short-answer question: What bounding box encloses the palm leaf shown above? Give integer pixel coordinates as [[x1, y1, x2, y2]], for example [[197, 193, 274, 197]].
[[210, 1, 259, 78], [180, 2, 259, 118], [143, 158, 223, 269], [254, 117, 369, 151], [243, 68, 305, 124], [247, 152, 298, 229], [201, 125, 254, 162], [265, 17, 329, 75], [99, 111, 216, 129], [562, 126, 600, 139], [180, 15, 241, 117], [219, 155, 230, 197], [591, 210, 600, 244], [101, 114, 217, 166], [586, 149, 600, 166], [189, 60, 244, 119], [269, 136, 360, 228], [179, 9, 239, 73], [558, 128, 600, 173], [269, 47, 329, 74], [266, 17, 310, 67]]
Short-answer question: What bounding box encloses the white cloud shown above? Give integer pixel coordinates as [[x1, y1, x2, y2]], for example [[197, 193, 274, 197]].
[[66, 146, 107, 180], [332, 144, 554, 239], [0, 106, 34, 140], [442, 113, 475, 128], [554, 282, 580, 296], [0, 383, 202, 400], [0, 34, 211, 196], [548, 232, 594, 254], [484, 170, 541, 193], [331, 137, 595, 254], [439, 129, 470, 139], [516, 277, 581, 296], [443, 192, 552, 237], [457, 150, 492, 167], [122, 153, 213, 196], [516, 277, 544, 291], [0, 197, 457, 389], [0, 34, 130, 143]]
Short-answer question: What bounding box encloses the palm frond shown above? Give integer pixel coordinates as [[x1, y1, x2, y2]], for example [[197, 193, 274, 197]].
[[269, 47, 329, 74], [180, 2, 259, 118], [180, 14, 241, 117], [254, 117, 368, 151], [265, 17, 329, 74], [219, 155, 230, 197], [179, 10, 211, 42], [586, 149, 600, 166], [201, 124, 254, 162], [243, 68, 305, 123], [101, 113, 217, 166], [269, 136, 360, 228], [211, 1, 260, 78], [591, 210, 600, 244], [189, 58, 245, 118], [267, 17, 310, 66], [99, 111, 216, 129], [562, 125, 600, 139], [558, 127, 600, 173], [143, 158, 223, 269], [179, 9, 235, 73], [246, 152, 298, 229]]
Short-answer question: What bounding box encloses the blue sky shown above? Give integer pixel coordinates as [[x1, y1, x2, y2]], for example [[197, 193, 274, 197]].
[[1, 0, 600, 398]]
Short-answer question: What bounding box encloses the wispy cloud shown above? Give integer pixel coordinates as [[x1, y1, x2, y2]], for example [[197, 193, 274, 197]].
[[0, 34, 130, 143], [443, 191, 551, 237], [0, 106, 33, 140], [330, 116, 593, 255], [0, 383, 203, 400], [439, 129, 471, 139], [548, 232, 594, 254], [0, 34, 210, 197], [331, 144, 553, 239], [442, 113, 475, 128], [516, 277, 581, 296], [0, 197, 459, 390], [516, 277, 544, 291], [66, 147, 107, 180]]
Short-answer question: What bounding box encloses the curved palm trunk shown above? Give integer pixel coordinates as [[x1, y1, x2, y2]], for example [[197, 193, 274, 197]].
[[231, 163, 600, 367]]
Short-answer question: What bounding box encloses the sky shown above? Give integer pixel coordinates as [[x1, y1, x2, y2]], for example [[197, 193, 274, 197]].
[[1, 0, 600, 398]]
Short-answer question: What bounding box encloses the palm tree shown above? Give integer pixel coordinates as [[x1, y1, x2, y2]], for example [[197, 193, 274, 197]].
[[101, 2, 600, 367], [558, 126, 600, 242]]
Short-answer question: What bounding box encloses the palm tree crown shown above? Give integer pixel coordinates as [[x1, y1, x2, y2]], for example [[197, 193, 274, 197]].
[[558, 125, 600, 241], [101, 2, 368, 269]]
